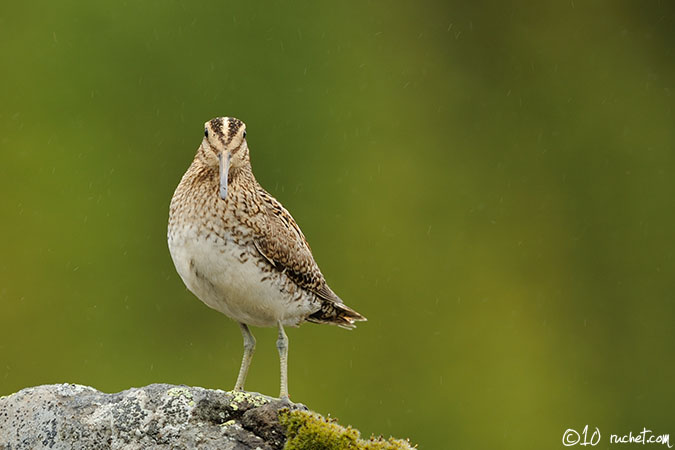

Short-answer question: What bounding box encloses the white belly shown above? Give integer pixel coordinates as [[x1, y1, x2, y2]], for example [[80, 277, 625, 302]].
[[168, 228, 318, 327]]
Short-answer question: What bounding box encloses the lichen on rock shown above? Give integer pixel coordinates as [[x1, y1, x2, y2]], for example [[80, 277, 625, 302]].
[[0, 384, 414, 449]]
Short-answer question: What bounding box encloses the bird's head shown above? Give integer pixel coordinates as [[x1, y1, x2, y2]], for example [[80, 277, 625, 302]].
[[200, 117, 249, 200]]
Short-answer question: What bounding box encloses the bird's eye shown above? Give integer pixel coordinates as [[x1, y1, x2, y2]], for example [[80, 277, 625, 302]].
[[243, 130, 247, 139], [204, 129, 209, 138]]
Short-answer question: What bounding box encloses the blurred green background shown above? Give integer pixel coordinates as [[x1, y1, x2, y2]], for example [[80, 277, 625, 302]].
[[1, 1, 674, 448]]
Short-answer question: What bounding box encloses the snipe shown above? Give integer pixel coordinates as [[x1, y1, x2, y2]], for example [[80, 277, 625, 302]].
[[168, 117, 366, 402]]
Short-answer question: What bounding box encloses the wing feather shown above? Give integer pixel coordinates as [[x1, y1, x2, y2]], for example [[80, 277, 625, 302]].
[[253, 188, 341, 303]]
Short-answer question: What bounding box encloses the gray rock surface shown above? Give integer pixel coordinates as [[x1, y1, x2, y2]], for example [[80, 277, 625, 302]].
[[0, 383, 295, 450]]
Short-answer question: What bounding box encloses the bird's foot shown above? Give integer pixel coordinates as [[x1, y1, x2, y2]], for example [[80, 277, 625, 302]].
[[279, 395, 308, 410]]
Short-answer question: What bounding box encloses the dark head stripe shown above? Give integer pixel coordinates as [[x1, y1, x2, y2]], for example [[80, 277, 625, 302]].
[[209, 118, 224, 137], [226, 118, 243, 144], [208, 117, 243, 146]]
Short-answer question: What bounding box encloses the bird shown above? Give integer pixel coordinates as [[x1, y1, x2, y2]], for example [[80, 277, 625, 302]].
[[167, 117, 366, 403]]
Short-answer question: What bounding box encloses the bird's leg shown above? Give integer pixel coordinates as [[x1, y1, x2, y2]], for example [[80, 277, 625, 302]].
[[234, 323, 256, 391], [276, 321, 290, 402]]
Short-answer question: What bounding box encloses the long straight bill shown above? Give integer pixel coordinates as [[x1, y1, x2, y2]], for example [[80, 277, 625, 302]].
[[219, 152, 230, 200]]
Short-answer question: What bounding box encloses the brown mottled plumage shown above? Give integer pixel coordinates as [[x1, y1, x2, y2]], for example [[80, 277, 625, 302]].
[[167, 117, 365, 401]]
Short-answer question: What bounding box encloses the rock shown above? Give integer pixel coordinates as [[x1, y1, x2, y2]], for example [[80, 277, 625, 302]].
[[0, 384, 415, 450], [0, 383, 293, 450]]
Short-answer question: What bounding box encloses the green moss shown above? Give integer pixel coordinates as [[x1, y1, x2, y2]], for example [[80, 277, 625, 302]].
[[279, 409, 415, 450]]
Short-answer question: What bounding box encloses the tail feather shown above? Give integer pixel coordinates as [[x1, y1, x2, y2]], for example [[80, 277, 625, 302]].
[[307, 301, 367, 330]]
